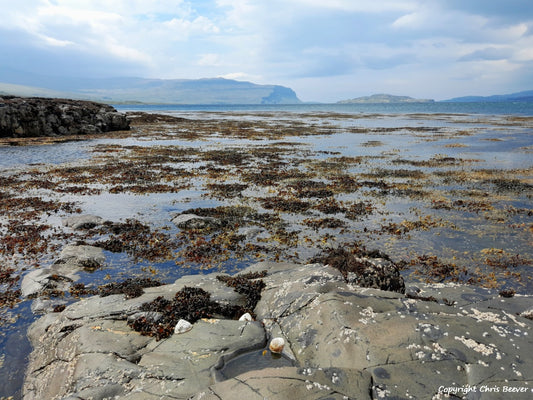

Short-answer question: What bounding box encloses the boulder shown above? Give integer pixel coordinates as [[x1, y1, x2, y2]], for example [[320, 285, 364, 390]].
[[55, 244, 105, 270], [23, 262, 533, 399], [0, 96, 129, 138], [313, 247, 406, 293], [21, 245, 105, 298], [172, 213, 221, 229], [62, 214, 104, 230]]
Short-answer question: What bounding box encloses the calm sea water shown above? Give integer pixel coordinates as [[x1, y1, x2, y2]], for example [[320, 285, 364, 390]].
[[113, 101, 533, 116]]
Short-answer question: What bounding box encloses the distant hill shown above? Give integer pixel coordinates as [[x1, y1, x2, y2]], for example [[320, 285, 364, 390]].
[[337, 94, 434, 104], [0, 74, 301, 105], [443, 90, 533, 102]]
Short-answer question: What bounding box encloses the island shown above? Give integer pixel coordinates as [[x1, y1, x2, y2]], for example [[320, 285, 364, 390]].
[[337, 93, 434, 104]]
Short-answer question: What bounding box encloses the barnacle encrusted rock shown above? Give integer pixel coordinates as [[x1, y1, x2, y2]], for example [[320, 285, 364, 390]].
[[23, 262, 533, 400]]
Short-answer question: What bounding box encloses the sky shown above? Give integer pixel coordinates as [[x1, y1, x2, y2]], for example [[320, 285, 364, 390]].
[[1, 0, 532, 102]]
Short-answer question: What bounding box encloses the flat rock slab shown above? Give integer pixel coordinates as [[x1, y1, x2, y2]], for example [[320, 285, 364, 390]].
[[23, 262, 533, 399]]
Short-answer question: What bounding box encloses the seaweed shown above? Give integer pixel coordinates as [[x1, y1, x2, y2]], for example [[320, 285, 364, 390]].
[[216, 270, 267, 309], [129, 271, 267, 340], [98, 277, 162, 299]]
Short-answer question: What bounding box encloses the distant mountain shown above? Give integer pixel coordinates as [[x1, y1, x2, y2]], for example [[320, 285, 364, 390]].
[[443, 90, 533, 103], [337, 94, 434, 104], [0, 72, 301, 105]]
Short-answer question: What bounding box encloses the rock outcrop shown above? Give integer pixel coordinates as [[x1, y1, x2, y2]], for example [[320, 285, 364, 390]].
[[21, 244, 105, 299], [0, 96, 129, 138], [22, 262, 533, 399]]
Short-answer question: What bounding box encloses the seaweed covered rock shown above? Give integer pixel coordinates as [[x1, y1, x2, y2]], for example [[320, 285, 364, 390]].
[[313, 247, 406, 293], [0, 96, 129, 138]]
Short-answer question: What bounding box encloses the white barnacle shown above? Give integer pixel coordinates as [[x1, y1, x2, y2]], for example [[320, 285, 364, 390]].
[[454, 336, 496, 357]]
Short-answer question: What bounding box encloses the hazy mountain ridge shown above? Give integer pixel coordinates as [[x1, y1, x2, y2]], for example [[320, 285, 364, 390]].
[[0, 74, 301, 105], [443, 90, 533, 102], [337, 94, 434, 104]]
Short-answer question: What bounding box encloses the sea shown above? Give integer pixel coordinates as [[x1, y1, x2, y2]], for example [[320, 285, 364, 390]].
[[112, 101, 533, 116]]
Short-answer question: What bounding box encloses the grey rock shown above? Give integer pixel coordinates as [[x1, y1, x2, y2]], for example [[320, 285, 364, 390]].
[[55, 244, 105, 270], [30, 298, 68, 314], [23, 262, 533, 400], [20, 269, 54, 298], [237, 226, 269, 240], [62, 214, 104, 230], [0, 96, 129, 138], [21, 244, 104, 300], [171, 213, 220, 229], [20, 268, 75, 298]]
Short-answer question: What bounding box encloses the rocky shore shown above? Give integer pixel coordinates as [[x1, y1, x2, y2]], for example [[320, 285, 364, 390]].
[[0, 96, 129, 138], [23, 259, 533, 399], [1, 109, 531, 399]]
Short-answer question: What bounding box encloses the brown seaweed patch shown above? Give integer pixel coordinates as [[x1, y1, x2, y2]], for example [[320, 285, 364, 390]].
[[98, 277, 162, 299], [303, 217, 346, 230], [480, 248, 532, 269], [361, 140, 384, 147], [0, 223, 53, 258], [259, 197, 311, 213], [327, 175, 361, 193], [206, 183, 249, 199], [392, 156, 465, 167], [92, 219, 176, 261], [488, 178, 533, 194], [130, 271, 266, 340], [202, 149, 251, 166], [216, 270, 267, 309], [345, 202, 374, 219], [431, 199, 494, 213], [312, 247, 405, 293], [287, 180, 333, 198], [0, 289, 22, 312], [409, 255, 468, 283], [312, 198, 346, 214], [69, 283, 98, 298], [380, 215, 446, 236]]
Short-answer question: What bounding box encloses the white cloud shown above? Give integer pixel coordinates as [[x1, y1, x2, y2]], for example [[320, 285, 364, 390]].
[[220, 72, 261, 81], [197, 53, 223, 66], [0, 0, 531, 100], [289, 0, 416, 13]]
